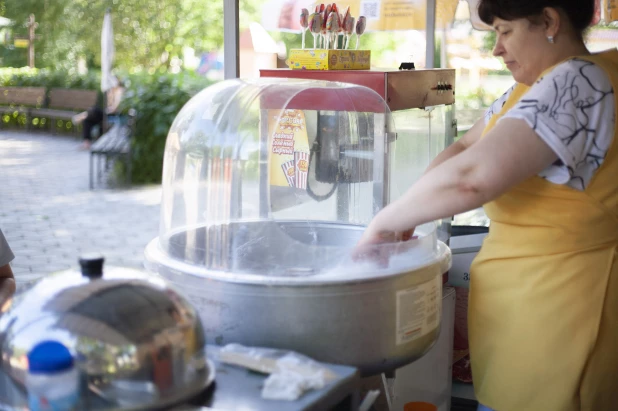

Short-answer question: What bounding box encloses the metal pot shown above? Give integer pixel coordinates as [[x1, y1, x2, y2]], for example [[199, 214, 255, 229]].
[[145, 221, 451, 376], [0, 256, 213, 410]]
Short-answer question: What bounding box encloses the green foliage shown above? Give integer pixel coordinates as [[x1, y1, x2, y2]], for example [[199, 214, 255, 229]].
[[456, 86, 505, 111], [118, 71, 214, 184], [482, 31, 496, 52], [434, 37, 442, 68], [361, 31, 410, 66], [0, 67, 100, 89], [0, 45, 28, 68], [272, 32, 303, 55]]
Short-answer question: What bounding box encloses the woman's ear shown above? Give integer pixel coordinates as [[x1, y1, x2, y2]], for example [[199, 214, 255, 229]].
[[542, 7, 561, 38]]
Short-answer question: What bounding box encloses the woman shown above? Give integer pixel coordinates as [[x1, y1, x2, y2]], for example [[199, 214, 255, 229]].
[[358, 0, 618, 409]]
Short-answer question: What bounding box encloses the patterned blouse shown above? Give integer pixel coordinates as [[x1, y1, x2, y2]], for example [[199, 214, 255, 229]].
[[485, 58, 616, 191]]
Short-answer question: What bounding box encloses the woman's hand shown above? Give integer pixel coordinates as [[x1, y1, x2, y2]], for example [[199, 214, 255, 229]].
[[357, 225, 415, 248], [354, 215, 415, 266]]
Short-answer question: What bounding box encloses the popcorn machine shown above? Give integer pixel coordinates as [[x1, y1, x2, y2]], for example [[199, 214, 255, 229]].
[[260, 68, 457, 238]]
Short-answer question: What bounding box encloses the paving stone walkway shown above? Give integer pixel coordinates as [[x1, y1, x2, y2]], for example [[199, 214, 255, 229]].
[[0, 130, 161, 289]]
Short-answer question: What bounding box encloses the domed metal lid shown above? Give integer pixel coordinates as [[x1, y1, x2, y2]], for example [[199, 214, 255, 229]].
[[0, 255, 212, 410]]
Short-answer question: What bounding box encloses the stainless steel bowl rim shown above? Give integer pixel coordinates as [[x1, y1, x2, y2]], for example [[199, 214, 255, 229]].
[[145, 237, 452, 286]]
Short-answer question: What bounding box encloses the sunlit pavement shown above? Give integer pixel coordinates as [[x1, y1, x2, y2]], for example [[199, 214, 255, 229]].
[[0, 130, 161, 288]]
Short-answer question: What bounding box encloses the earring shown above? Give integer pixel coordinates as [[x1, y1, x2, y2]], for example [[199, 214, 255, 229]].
[[547, 36, 555, 44]]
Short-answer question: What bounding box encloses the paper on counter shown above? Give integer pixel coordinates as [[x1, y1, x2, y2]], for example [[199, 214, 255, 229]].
[[262, 370, 327, 401], [219, 344, 338, 401]]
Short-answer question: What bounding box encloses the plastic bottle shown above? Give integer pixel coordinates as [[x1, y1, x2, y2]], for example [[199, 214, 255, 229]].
[[26, 340, 80, 411]]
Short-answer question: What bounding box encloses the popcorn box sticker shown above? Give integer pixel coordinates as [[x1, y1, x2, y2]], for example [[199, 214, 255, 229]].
[[281, 160, 296, 187], [294, 151, 309, 189], [267, 109, 310, 188]]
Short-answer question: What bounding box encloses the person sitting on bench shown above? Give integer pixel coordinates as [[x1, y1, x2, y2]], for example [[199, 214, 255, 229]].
[[73, 77, 125, 150]]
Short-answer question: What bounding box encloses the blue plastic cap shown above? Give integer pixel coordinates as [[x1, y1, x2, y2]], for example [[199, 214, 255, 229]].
[[27, 341, 74, 374]]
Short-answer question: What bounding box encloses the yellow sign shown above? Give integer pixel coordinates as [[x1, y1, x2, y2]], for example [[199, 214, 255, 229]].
[[350, 0, 459, 30], [268, 109, 310, 188], [14, 39, 29, 48], [288, 49, 370, 70]]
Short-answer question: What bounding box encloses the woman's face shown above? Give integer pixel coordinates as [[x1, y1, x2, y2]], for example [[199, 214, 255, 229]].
[[492, 17, 550, 85]]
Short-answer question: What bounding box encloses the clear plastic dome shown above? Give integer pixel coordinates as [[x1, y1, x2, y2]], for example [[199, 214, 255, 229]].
[[153, 78, 447, 281]]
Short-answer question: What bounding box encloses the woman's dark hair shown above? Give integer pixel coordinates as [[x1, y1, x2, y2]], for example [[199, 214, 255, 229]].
[[478, 0, 595, 37]]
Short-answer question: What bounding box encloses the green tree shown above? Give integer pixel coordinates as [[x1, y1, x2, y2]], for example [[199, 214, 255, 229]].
[[482, 30, 496, 52], [0, 0, 260, 72]]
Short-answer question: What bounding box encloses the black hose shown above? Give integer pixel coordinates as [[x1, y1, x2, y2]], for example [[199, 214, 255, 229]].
[[305, 144, 337, 202]]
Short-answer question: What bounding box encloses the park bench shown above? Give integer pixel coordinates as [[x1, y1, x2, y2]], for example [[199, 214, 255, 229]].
[[0, 87, 46, 129], [89, 108, 136, 189], [30, 88, 98, 130]]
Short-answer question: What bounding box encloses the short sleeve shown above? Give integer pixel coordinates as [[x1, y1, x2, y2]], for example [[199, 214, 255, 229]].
[[0, 228, 15, 267], [501, 59, 615, 190], [485, 84, 516, 125]]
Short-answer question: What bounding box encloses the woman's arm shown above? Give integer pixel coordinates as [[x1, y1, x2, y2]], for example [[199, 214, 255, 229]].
[[359, 118, 558, 243], [424, 116, 487, 173]]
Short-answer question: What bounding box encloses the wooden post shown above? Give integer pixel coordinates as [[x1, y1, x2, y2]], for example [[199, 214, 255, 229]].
[[27, 14, 37, 68]]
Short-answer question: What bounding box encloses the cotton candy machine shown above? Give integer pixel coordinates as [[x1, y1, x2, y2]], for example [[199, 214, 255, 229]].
[[145, 75, 456, 376]]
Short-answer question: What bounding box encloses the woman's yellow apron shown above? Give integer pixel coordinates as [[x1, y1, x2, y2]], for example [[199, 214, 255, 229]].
[[469, 50, 618, 411]]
